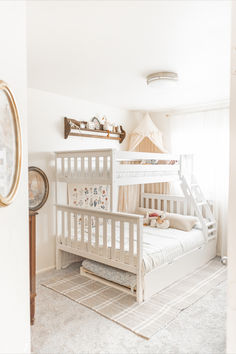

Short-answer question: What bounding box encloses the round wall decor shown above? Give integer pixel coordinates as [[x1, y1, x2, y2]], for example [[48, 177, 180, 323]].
[[28, 166, 49, 211], [0, 81, 22, 207]]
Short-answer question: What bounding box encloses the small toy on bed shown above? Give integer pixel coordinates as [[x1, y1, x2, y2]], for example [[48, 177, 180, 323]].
[[143, 212, 170, 229]]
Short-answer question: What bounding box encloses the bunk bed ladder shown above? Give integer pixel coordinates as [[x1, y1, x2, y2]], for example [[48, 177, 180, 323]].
[[180, 176, 217, 242]]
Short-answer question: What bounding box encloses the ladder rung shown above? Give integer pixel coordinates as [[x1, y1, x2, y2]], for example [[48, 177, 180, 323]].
[[208, 228, 217, 234], [197, 202, 207, 206], [207, 221, 216, 227]]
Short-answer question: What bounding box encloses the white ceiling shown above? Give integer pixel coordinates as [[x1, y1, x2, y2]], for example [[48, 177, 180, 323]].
[[27, 1, 231, 111]]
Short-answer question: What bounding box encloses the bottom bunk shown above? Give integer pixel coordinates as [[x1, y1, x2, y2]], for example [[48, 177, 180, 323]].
[[56, 190, 217, 302], [79, 229, 216, 300]]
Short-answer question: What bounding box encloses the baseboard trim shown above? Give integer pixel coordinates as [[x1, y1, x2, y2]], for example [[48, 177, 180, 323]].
[[36, 265, 55, 275]]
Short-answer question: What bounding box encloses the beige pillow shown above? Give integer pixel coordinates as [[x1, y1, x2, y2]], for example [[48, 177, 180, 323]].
[[166, 213, 198, 231], [136, 207, 198, 232]]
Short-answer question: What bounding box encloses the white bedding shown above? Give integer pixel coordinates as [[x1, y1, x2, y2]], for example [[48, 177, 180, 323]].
[[141, 226, 204, 272], [63, 223, 205, 273]]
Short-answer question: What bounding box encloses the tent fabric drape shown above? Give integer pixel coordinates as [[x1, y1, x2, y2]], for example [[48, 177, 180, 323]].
[[118, 113, 169, 213], [129, 113, 167, 153]]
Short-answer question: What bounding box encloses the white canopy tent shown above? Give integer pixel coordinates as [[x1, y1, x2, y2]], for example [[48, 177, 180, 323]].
[[129, 112, 167, 153], [118, 113, 169, 213]]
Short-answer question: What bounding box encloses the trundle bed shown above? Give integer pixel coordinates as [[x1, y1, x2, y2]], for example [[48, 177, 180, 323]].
[[55, 149, 217, 302]]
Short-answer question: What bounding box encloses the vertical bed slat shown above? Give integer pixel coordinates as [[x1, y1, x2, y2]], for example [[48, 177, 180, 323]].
[[81, 157, 85, 178], [56, 208, 60, 243], [73, 213, 78, 247], [136, 217, 143, 303], [103, 218, 108, 257], [61, 210, 65, 245], [88, 215, 92, 252], [120, 221, 125, 262], [151, 198, 154, 209], [104, 156, 107, 178], [184, 201, 187, 215], [111, 219, 116, 259], [129, 222, 134, 265], [88, 156, 92, 176], [68, 157, 72, 178], [170, 200, 174, 213], [177, 201, 181, 214], [191, 204, 195, 216], [61, 157, 65, 177], [68, 211, 71, 246], [95, 216, 99, 254], [96, 156, 100, 177], [81, 214, 85, 249], [163, 199, 167, 212], [74, 157, 78, 177], [140, 185, 144, 207]]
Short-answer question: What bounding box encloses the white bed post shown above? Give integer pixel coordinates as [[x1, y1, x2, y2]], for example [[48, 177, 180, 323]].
[[136, 217, 144, 303], [140, 184, 144, 208], [56, 248, 62, 270], [55, 155, 62, 270], [110, 149, 118, 212]]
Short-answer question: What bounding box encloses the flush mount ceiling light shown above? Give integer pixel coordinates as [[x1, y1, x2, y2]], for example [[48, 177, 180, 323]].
[[146, 72, 178, 87]]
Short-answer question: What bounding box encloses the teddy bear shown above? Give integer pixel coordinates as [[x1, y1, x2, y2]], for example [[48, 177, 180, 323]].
[[144, 212, 169, 229]]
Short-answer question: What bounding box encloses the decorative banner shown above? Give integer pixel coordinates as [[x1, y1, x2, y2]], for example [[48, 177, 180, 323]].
[[68, 184, 110, 210]]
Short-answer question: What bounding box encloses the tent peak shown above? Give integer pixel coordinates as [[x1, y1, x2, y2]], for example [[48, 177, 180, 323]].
[[129, 112, 167, 152]]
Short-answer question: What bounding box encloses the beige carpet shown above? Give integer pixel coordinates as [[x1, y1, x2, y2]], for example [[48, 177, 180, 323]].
[[42, 258, 226, 340]]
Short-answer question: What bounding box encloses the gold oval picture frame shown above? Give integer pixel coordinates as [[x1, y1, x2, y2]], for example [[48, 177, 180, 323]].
[[28, 167, 49, 212], [0, 81, 22, 207]]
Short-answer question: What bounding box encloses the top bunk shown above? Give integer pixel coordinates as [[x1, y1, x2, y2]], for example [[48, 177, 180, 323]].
[[55, 149, 191, 186]]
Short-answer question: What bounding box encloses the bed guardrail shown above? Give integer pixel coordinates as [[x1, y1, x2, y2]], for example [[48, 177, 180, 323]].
[[141, 192, 214, 217], [141, 193, 189, 215], [55, 149, 191, 186], [56, 204, 144, 301], [56, 204, 143, 273], [55, 149, 113, 184]]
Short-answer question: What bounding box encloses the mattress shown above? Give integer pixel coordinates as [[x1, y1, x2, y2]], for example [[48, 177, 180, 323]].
[[66, 223, 205, 274], [82, 259, 137, 292]]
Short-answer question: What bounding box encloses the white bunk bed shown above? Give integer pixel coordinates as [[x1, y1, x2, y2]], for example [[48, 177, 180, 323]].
[[55, 149, 217, 303]]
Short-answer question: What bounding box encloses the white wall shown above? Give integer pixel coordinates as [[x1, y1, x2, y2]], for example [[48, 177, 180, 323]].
[[227, 2, 236, 352], [138, 108, 229, 257], [0, 2, 30, 353], [28, 88, 134, 272]]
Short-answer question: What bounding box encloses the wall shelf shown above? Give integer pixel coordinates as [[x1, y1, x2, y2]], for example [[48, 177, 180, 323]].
[[64, 117, 126, 143]]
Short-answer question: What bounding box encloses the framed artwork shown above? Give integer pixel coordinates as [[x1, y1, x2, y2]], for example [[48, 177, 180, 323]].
[[0, 81, 22, 207], [28, 167, 49, 211]]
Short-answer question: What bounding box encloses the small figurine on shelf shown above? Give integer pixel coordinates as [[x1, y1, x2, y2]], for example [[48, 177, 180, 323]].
[[104, 121, 113, 131], [86, 121, 95, 130], [100, 116, 107, 126], [80, 122, 86, 129], [92, 117, 101, 130]]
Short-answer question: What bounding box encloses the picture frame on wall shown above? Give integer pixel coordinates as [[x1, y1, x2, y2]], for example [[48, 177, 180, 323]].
[[28, 166, 49, 211], [0, 81, 22, 207]]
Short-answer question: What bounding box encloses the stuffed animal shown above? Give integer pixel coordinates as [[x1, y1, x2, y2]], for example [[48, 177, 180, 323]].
[[155, 213, 170, 229], [144, 212, 169, 229]]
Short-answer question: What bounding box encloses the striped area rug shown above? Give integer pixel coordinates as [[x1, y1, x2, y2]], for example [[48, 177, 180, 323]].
[[42, 258, 226, 339]]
